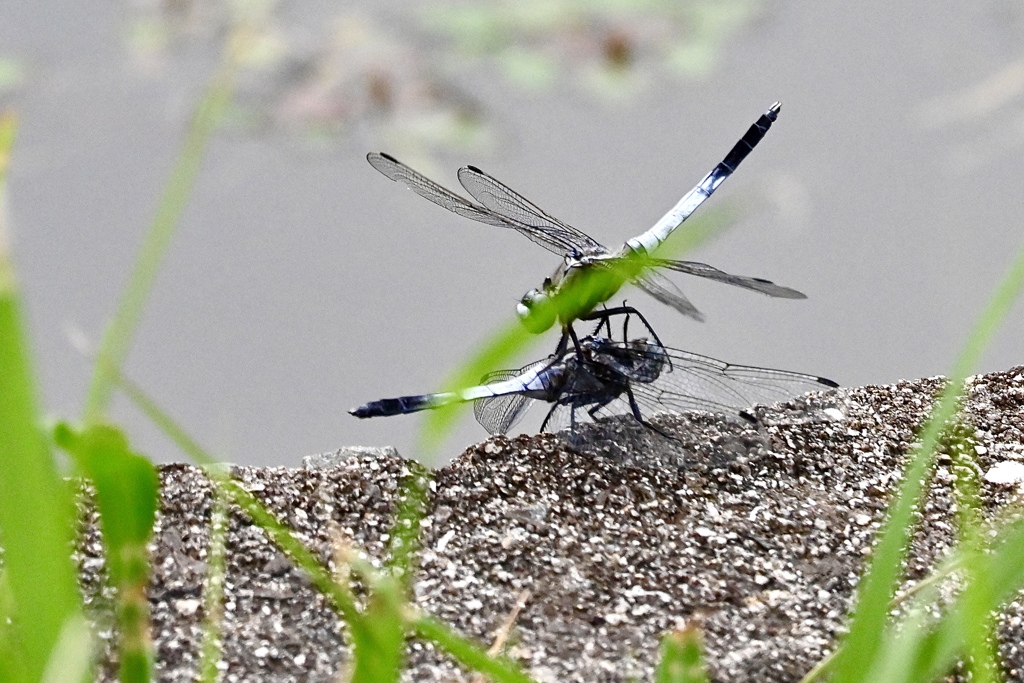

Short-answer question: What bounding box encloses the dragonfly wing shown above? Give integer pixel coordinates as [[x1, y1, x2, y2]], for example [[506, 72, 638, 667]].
[[634, 271, 705, 322], [649, 259, 807, 299], [471, 358, 560, 435], [631, 345, 837, 416], [474, 394, 535, 435], [367, 152, 528, 231], [457, 165, 606, 256], [472, 367, 538, 435]]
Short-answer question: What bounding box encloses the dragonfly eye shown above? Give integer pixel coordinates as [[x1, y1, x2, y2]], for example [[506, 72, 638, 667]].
[[517, 290, 556, 333]]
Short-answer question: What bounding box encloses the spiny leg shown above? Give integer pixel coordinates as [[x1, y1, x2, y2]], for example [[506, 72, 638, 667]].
[[539, 402, 560, 433], [581, 305, 665, 347], [589, 307, 615, 338], [582, 304, 674, 372], [558, 323, 587, 358], [624, 385, 676, 441]]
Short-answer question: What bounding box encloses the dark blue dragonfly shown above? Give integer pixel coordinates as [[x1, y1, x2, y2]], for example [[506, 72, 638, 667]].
[[350, 332, 838, 436], [367, 102, 799, 343]]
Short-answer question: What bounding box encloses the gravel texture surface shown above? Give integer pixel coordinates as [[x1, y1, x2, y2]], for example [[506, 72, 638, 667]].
[[76, 367, 1024, 682]]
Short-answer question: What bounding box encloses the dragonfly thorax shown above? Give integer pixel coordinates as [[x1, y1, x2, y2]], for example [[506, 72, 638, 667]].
[[590, 337, 668, 384], [517, 254, 629, 334]]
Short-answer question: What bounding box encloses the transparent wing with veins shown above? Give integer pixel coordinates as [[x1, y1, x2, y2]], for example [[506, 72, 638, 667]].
[[367, 152, 588, 256], [539, 339, 837, 433], [456, 164, 606, 256], [643, 258, 807, 299], [472, 363, 549, 435], [633, 271, 705, 322]]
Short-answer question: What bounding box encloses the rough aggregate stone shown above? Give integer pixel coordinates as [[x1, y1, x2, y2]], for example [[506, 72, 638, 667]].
[[77, 366, 1024, 681]]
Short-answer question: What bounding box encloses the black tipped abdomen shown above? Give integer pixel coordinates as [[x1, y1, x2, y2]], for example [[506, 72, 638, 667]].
[[350, 394, 438, 418]]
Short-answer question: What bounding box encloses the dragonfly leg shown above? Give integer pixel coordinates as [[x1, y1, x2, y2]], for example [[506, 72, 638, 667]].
[[624, 385, 646, 423], [553, 326, 570, 356], [580, 305, 674, 372], [581, 305, 661, 345], [564, 324, 587, 358], [624, 385, 676, 441], [539, 402, 559, 432], [589, 308, 615, 338]]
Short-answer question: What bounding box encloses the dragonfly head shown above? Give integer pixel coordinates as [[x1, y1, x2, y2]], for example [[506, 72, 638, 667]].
[[517, 288, 556, 334]]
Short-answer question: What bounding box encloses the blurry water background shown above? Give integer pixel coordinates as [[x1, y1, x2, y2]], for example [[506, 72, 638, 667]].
[[2, 0, 1024, 465]]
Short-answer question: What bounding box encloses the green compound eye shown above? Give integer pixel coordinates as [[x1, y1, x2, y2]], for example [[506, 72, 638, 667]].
[[517, 290, 557, 334]]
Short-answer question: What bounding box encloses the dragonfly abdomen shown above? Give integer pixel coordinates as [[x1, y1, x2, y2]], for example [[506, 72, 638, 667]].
[[350, 392, 455, 418]]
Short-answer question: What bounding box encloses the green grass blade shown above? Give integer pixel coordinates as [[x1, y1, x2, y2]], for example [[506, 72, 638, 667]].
[[224, 479, 375, 635], [412, 615, 536, 683], [864, 518, 1024, 683], [904, 513, 1024, 680], [655, 627, 710, 683], [798, 551, 968, 683], [0, 569, 26, 682], [984, 515, 1024, 609], [830, 235, 1024, 683], [336, 542, 539, 683], [363, 462, 431, 682], [0, 111, 87, 683], [82, 49, 240, 423], [948, 427, 1000, 683], [383, 465, 432, 579], [861, 606, 934, 683], [378, 465, 431, 678], [109, 360, 392, 660], [348, 576, 407, 683], [40, 613, 94, 683], [197, 475, 229, 683], [52, 424, 159, 580], [53, 423, 159, 683], [867, 425, 1002, 683]]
